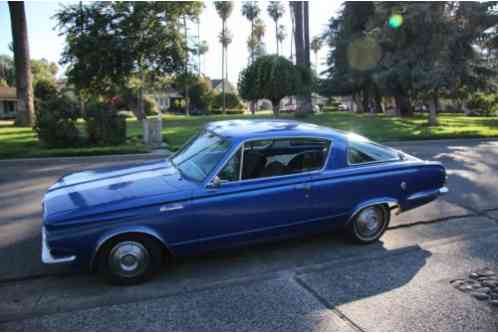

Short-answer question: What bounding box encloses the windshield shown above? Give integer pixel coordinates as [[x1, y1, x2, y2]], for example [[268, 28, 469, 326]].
[[172, 131, 231, 182]]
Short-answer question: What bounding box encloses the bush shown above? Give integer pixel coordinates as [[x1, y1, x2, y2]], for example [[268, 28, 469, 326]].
[[467, 93, 497, 116], [322, 106, 338, 112], [210, 108, 245, 115], [212, 92, 243, 110], [34, 79, 58, 102], [84, 98, 127, 145], [34, 94, 80, 147]]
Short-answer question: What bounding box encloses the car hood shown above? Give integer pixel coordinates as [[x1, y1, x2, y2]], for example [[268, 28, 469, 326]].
[[43, 159, 196, 226]]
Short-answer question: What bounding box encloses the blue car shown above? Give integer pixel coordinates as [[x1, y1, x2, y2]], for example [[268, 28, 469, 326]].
[[42, 119, 447, 284]]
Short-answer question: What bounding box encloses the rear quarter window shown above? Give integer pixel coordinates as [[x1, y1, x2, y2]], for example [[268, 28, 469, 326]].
[[348, 140, 399, 165]]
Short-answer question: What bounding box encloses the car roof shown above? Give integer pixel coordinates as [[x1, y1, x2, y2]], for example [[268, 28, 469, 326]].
[[204, 119, 348, 142]]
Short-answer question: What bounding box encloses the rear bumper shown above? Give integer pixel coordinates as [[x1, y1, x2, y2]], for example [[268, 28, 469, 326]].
[[406, 186, 448, 202], [41, 227, 76, 264]]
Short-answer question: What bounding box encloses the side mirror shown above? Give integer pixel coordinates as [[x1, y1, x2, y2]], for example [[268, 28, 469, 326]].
[[207, 176, 224, 189]]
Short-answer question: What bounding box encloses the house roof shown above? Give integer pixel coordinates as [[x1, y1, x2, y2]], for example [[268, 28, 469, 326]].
[[210, 79, 236, 92], [0, 86, 16, 100]]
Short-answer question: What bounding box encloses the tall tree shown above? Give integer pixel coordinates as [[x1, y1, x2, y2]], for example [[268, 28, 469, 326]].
[[214, 1, 234, 114], [8, 2, 35, 127], [277, 24, 287, 55], [290, 1, 312, 114], [56, 2, 203, 120], [322, 2, 377, 114], [267, 2, 285, 55], [242, 2, 260, 64]]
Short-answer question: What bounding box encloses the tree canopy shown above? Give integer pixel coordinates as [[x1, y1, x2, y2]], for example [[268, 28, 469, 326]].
[[321, 1, 498, 121], [238, 55, 311, 115], [55, 2, 203, 100]]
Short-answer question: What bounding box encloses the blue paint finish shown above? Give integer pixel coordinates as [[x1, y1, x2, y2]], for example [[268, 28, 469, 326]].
[[41, 120, 447, 269]]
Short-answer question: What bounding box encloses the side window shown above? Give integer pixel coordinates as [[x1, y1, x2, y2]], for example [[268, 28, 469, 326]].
[[348, 141, 398, 165], [218, 149, 241, 182], [242, 138, 331, 180]]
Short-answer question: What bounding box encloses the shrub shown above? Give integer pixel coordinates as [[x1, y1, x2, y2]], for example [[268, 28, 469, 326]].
[[84, 98, 127, 145], [210, 108, 245, 115], [322, 106, 338, 112], [34, 94, 80, 147], [34, 79, 58, 102], [212, 92, 243, 110], [467, 93, 496, 116]]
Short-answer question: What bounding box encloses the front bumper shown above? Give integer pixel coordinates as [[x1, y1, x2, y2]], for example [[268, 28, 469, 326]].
[[41, 227, 76, 264]]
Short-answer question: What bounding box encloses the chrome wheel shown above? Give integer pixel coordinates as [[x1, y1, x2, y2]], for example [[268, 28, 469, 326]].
[[353, 205, 387, 242], [108, 241, 150, 278]]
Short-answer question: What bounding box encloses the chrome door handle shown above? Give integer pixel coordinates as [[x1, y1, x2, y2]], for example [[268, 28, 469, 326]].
[[160, 203, 184, 212]]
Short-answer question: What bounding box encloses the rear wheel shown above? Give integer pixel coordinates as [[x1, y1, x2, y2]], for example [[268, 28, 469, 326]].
[[348, 205, 389, 244], [97, 235, 163, 285]]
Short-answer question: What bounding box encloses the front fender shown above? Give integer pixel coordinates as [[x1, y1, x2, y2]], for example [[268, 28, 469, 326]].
[[89, 225, 171, 271]]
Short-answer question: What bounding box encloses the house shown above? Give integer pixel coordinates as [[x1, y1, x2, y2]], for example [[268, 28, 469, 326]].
[[0, 86, 17, 119], [151, 86, 183, 111], [210, 79, 237, 95]]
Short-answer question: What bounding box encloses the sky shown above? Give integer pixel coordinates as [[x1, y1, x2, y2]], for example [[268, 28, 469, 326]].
[[0, 1, 343, 84]]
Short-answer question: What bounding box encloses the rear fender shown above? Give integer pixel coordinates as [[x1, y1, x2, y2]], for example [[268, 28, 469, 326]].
[[346, 197, 399, 226]]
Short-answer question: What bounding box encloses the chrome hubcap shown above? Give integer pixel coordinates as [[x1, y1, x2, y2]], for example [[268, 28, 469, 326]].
[[109, 241, 149, 278], [356, 207, 384, 239]]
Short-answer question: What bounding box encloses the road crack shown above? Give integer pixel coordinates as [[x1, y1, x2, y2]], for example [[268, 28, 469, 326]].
[[293, 275, 364, 332]]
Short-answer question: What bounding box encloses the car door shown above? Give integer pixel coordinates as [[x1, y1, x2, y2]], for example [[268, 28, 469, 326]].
[[174, 139, 316, 253]]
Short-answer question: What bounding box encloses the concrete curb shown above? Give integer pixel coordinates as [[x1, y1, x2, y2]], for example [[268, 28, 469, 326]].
[[0, 149, 173, 164]]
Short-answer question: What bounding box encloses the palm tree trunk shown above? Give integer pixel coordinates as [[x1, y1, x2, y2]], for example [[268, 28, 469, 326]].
[[222, 19, 226, 115], [183, 15, 190, 116], [8, 1, 34, 127], [275, 21, 279, 55], [302, 1, 312, 114], [251, 20, 255, 63]]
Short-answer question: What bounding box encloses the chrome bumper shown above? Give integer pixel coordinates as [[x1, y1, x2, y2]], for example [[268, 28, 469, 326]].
[[41, 227, 76, 264], [406, 186, 448, 201]]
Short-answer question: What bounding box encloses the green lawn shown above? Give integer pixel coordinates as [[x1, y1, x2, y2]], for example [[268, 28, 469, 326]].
[[2, 112, 498, 159]]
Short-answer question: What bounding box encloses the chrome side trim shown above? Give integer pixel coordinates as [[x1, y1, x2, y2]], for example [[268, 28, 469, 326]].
[[41, 227, 76, 264], [160, 203, 184, 212]]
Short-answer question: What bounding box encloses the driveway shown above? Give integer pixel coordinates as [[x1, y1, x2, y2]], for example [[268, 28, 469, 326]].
[[0, 140, 497, 331]]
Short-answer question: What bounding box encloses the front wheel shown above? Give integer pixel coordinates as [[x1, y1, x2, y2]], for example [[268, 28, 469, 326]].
[[97, 236, 163, 285], [348, 205, 390, 244]]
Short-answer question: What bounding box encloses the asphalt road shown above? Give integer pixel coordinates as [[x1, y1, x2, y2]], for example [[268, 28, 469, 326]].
[[0, 139, 498, 331]]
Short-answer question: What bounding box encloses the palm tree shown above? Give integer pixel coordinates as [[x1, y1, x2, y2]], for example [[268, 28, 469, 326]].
[[241, 2, 260, 64], [8, 1, 34, 127], [276, 24, 287, 55], [197, 40, 208, 76], [267, 1, 285, 55], [214, 1, 234, 114], [310, 35, 323, 74], [218, 27, 233, 93]]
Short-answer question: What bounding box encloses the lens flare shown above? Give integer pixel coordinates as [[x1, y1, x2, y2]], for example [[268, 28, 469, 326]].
[[388, 14, 403, 29]]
